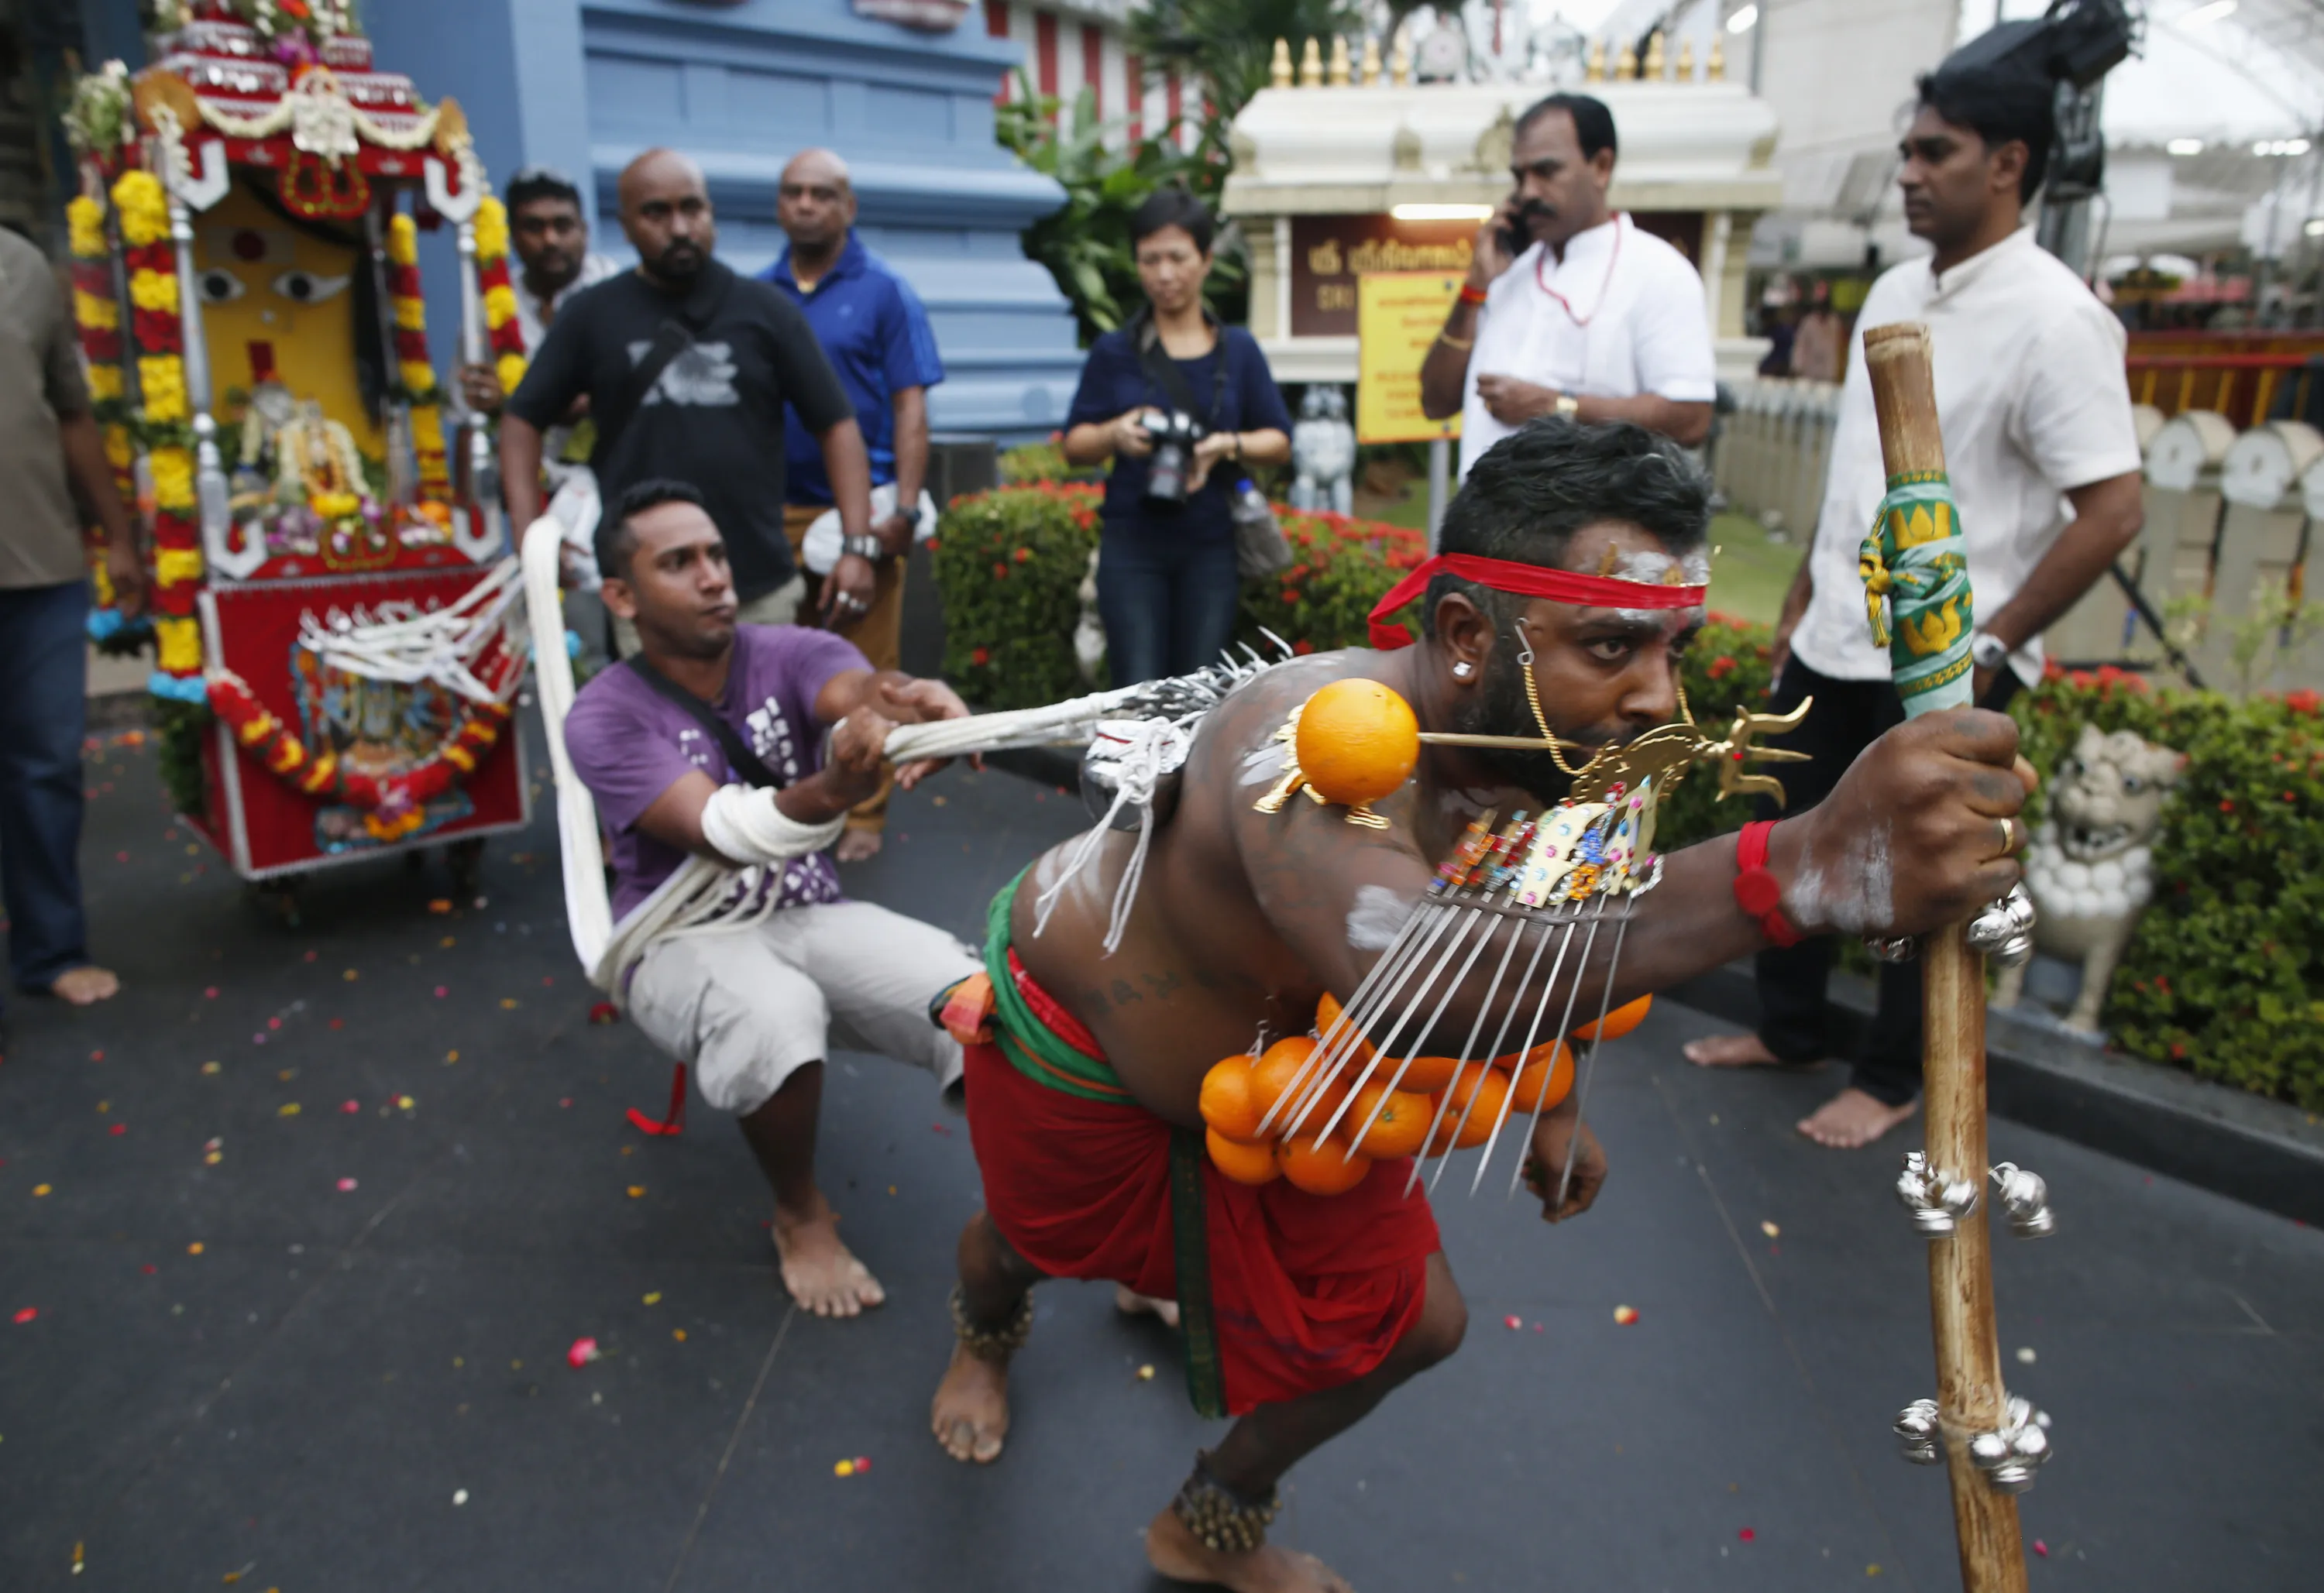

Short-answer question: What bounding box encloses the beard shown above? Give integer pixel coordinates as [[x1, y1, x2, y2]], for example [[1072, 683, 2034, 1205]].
[[1450, 654, 1637, 801]]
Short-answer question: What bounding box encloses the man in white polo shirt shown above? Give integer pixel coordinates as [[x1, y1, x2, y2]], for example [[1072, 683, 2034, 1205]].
[[1420, 92, 1716, 472], [1685, 55, 2144, 1148]]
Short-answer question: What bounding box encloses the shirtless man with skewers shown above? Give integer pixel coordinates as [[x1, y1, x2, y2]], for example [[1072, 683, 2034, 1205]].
[[928, 419, 2037, 1592]]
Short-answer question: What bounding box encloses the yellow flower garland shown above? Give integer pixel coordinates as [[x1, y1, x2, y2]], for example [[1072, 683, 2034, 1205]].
[[67, 195, 107, 259], [139, 355, 188, 422], [150, 445, 194, 511], [473, 195, 510, 261], [129, 268, 180, 314], [111, 170, 169, 249], [385, 211, 451, 500]]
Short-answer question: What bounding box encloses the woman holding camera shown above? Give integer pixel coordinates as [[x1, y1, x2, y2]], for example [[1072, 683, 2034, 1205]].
[[1061, 190, 1293, 684]]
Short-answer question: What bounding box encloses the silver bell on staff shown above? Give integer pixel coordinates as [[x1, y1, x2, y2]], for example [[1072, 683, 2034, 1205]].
[[1896, 1149, 1980, 1236], [1990, 1160, 2056, 1238], [1894, 1397, 1944, 1465], [1966, 882, 2038, 966]]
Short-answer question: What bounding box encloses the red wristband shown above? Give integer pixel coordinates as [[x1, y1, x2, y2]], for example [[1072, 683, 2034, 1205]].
[[1458, 283, 1489, 306], [1734, 820, 1804, 948]]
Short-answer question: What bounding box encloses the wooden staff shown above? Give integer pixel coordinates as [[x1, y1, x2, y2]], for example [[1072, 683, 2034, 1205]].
[[1862, 321, 2027, 1593]]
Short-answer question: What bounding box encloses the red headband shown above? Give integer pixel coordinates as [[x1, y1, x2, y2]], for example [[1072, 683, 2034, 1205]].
[[1367, 553, 1707, 649]]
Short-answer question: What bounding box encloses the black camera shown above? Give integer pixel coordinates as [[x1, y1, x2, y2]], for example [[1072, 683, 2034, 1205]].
[[1141, 409, 1207, 506]]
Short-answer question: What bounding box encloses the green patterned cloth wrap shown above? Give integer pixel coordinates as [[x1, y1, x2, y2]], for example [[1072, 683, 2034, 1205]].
[[1858, 469, 1976, 716]]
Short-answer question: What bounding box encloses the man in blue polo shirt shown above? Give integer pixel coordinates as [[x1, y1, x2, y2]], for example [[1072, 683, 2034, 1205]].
[[763, 148, 945, 862]]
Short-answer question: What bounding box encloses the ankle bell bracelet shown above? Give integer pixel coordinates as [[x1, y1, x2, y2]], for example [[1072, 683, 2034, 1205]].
[[1172, 1451, 1281, 1555], [948, 1283, 1034, 1362]]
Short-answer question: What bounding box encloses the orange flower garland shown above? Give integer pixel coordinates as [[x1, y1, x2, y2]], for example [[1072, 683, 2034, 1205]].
[[384, 213, 451, 503], [473, 197, 528, 397], [112, 168, 207, 700], [206, 668, 513, 840]]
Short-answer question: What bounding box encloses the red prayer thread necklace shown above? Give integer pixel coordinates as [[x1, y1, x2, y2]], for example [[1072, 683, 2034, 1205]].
[[1535, 213, 1626, 328]]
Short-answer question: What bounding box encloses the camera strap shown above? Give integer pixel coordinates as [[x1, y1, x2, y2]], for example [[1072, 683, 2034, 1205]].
[[621, 654, 788, 791], [1135, 311, 1229, 427]]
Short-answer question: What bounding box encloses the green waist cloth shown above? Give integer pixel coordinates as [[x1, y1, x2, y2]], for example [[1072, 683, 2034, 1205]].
[[980, 869, 1226, 1419], [984, 869, 1132, 1104]]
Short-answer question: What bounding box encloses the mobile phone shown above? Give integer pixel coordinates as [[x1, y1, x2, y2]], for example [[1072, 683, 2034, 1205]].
[[1495, 221, 1525, 257]]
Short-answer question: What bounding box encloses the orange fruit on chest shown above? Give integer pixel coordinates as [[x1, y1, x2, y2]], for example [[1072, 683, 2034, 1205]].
[[1505, 1039, 1575, 1114], [1208, 1127, 1282, 1186], [1388, 1053, 1463, 1093], [1571, 994, 1652, 1042], [1314, 992, 1379, 1068], [1294, 678, 1420, 808], [1252, 1035, 1350, 1131], [1276, 1129, 1374, 1195], [1346, 1080, 1432, 1160], [1429, 1062, 1511, 1151], [1199, 1055, 1267, 1145]]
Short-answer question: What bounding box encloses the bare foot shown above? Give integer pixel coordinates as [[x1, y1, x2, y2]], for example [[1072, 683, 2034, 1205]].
[[1116, 1282, 1181, 1330], [834, 829, 883, 863], [771, 1198, 885, 1317], [47, 966, 121, 1005], [1146, 1505, 1353, 1593], [1683, 1032, 1786, 1068], [931, 1342, 1011, 1463], [1797, 1087, 1919, 1148]]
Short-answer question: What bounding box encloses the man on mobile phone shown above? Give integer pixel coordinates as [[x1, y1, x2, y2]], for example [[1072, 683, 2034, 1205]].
[[1418, 93, 1716, 476]]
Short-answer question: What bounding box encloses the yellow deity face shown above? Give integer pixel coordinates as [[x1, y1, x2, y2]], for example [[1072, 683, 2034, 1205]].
[[192, 184, 381, 454]]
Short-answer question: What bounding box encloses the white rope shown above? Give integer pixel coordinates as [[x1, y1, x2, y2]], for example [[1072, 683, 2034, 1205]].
[[1030, 718, 1188, 956]]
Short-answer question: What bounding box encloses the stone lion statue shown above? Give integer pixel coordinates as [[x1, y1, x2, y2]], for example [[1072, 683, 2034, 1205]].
[[1289, 384, 1356, 516], [1994, 723, 2185, 1035]]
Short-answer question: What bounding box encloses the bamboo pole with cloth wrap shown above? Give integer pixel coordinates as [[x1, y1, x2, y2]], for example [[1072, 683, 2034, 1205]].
[[1860, 321, 2047, 1593]]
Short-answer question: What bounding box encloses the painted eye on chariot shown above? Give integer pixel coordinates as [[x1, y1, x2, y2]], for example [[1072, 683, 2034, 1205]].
[[196, 268, 247, 304], [271, 269, 352, 304]]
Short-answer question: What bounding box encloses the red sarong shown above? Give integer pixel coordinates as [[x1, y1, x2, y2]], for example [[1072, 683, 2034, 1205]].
[[963, 962, 1442, 1416]]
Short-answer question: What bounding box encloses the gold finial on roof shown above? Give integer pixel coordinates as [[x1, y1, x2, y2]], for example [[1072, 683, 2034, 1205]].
[[1329, 35, 1351, 88], [1707, 37, 1727, 81], [1300, 37, 1324, 88], [1644, 31, 1666, 80], [1391, 37, 1411, 86], [1676, 38, 1695, 82], [1361, 36, 1383, 86], [1617, 43, 1638, 80], [1270, 38, 1292, 90], [1586, 39, 1606, 81]]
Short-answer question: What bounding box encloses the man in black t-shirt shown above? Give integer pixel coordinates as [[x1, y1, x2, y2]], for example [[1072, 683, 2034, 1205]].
[[503, 149, 882, 640]]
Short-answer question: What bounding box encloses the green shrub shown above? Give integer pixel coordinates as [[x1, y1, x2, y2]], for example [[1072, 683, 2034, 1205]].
[[931, 482, 1105, 710], [1652, 613, 1782, 851], [2012, 669, 2323, 1109]]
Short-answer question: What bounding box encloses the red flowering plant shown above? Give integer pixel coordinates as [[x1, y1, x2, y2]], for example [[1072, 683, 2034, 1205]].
[[2011, 668, 2322, 1108]]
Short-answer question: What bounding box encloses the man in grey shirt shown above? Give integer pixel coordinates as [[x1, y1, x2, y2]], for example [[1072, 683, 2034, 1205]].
[[2, 225, 146, 1010]]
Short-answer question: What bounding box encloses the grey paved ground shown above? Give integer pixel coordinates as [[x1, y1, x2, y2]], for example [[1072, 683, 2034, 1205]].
[[2, 723, 2319, 1592]]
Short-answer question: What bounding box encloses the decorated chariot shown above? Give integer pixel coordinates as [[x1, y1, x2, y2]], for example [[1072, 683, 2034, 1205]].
[[60, 2, 538, 905]]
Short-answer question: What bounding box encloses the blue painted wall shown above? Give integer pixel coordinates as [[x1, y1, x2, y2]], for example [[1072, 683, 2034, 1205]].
[[362, 0, 1081, 437]]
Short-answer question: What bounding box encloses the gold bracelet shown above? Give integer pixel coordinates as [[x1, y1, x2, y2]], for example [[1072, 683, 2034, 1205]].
[[1437, 331, 1474, 352]]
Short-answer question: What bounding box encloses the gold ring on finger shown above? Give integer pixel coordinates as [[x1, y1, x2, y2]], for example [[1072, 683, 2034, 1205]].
[[1996, 815, 2016, 858]]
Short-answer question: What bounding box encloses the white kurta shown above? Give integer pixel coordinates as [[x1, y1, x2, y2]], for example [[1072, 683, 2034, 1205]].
[[1459, 213, 1717, 479], [1788, 228, 2142, 687]]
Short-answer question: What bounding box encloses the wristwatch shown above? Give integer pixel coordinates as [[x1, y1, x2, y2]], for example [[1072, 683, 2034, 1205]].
[[1553, 393, 1580, 421], [841, 532, 889, 565], [1968, 630, 2012, 673]]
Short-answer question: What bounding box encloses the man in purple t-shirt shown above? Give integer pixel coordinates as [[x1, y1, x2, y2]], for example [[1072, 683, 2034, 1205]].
[[566, 479, 980, 1319]]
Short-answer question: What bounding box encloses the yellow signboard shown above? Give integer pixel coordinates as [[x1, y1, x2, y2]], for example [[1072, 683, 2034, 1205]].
[[1356, 270, 1464, 445]]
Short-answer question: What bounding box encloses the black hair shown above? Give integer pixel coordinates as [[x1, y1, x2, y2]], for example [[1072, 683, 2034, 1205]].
[[505, 167, 585, 215], [1427, 419, 1709, 638], [1916, 63, 2054, 202], [1129, 187, 1215, 255], [1515, 92, 1618, 162], [597, 477, 709, 582]]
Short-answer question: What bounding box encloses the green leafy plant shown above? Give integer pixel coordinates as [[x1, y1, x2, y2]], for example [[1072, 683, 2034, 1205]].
[[999, 437, 1077, 486], [932, 482, 1105, 710], [995, 77, 1246, 342]]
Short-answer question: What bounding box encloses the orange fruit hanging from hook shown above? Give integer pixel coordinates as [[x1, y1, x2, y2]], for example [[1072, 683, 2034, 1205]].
[[1295, 678, 1420, 809], [1208, 1128, 1282, 1186], [1571, 994, 1652, 1042]]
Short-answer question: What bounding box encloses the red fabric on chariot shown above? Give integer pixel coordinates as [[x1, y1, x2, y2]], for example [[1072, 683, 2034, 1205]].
[[962, 968, 1443, 1416]]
